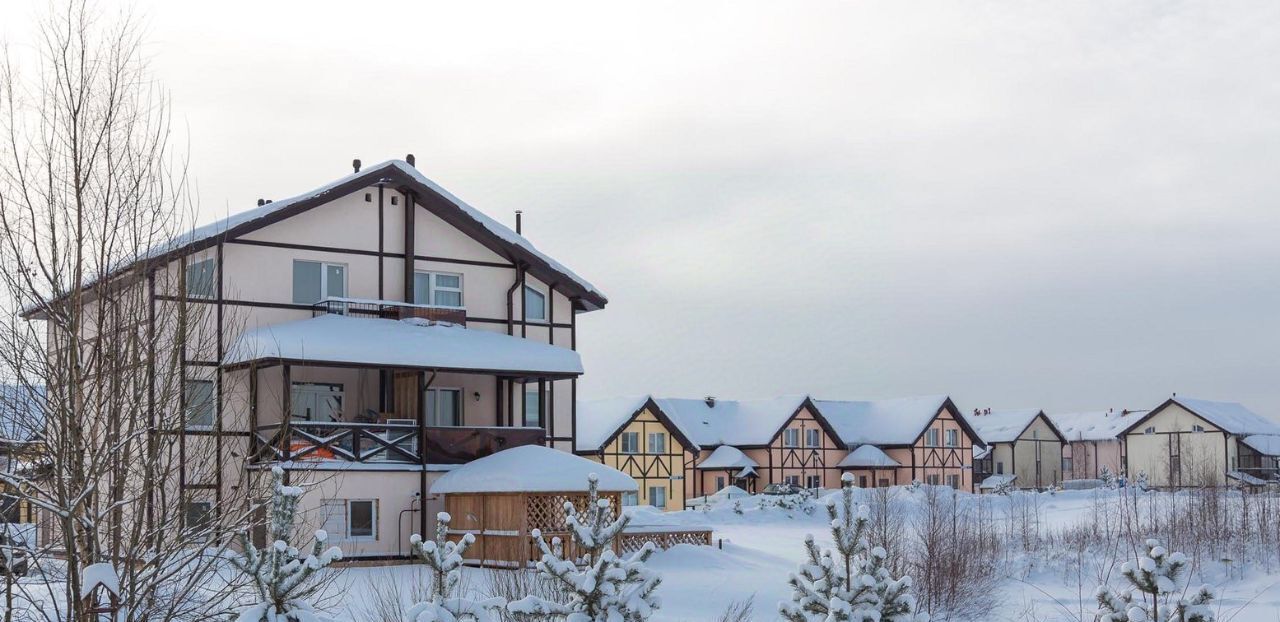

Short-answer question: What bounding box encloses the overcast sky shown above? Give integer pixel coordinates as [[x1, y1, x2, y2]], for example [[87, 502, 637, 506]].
[[4, 0, 1279, 414]]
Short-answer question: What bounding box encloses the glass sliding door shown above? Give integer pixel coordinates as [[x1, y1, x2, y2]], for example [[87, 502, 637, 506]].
[[425, 388, 461, 427]]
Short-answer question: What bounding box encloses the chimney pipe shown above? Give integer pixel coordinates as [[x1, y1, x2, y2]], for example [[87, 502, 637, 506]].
[[352, 158, 361, 173], [515, 210, 523, 235], [405, 154, 416, 167], [257, 199, 265, 207], [705, 396, 716, 408]]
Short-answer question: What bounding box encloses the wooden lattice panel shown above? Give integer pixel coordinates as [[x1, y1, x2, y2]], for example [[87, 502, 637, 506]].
[[618, 529, 713, 555], [525, 493, 617, 532]]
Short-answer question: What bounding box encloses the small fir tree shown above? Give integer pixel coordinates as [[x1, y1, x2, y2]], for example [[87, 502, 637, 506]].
[[405, 512, 505, 621], [507, 474, 662, 621], [779, 473, 925, 622], [230, 467, 343, 622], [1100, 466, 1117, 489], [1095, 539, 1215, 622]]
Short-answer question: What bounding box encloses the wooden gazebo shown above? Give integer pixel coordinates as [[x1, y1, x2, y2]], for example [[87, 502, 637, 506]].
[[431, 445, 638, 567]]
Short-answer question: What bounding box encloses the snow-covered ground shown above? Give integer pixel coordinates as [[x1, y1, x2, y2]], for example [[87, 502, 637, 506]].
[[332, 485, 1280, 621]]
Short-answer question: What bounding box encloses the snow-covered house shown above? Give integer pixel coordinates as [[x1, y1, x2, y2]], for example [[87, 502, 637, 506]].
[[814, 396, 981, 491], [968, 408, 1065, 489], [1121, 396, 1280, 488], [1239, 435, 1280, 483], [27, 158, 607, 559], [1049, 408, 1144, 480], [574, 397, 698, 511]]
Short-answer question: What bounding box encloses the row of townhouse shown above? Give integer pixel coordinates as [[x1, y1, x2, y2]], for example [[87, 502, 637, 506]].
[[574, 395, 982, 510], [967, 397, 1280, 492]]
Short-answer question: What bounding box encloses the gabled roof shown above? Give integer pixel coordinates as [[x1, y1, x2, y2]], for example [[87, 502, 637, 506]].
[[573, 396, 698, 453], [968, 409, 1064, 444], [27, 159, 607, 318], [430, 445, 636, 494], [1120, 397, 1280, 437], [814, 395, 977, 447], [837, 445, 900, 469], [655, 395, 811, 448], [695, 446, 759, 470], [1049, 409, 1146, 442]]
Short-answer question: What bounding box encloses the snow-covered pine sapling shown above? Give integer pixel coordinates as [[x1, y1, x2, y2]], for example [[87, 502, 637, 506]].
[[507, 474, 662, 621], [1100, 466, 1117, 489], [779, 472, 924, 622], [230, 467, 343, 622], [1095, 538, 1215, 622], [405, 512, 505, 622]]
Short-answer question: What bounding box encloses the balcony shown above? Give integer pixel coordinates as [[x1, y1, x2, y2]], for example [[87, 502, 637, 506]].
[[311, 297, 467, 325], [253, 422, 545, 465]]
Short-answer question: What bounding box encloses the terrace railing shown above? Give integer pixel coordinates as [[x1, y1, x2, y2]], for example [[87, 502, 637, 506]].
[[311, 297, 467, 325], [252, 422, 544, 465]]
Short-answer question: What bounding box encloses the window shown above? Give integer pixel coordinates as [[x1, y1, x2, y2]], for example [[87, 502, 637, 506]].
[[926, 474, 940, 486], [292, 260, 346, 304], [996, 461, 1005, 475], [715, 476, 725, 491], [185, 258, 217, 299], [1144, 426, 1156, 435], [805, 428, 821, 448], [185, 379, 214, 428], [648, 432, 666, 454], [184, 501, 213, 533], [425, 388, 461, 427], [945, 429, 959, 447], [648, 486, 667, 508], [784, 475, 801, 486], [523, 384, 542, 427], [414, 271, 464, 307], [878, 478, 890, 487], [620, 432, 640, 454], [291, 382, 343, 422], [806, 475, 821, 489], [859, 475, 868, 488], [1192, 424, 1205, 433], [1062, 457, 1073, 473], [946, 474, 960, 489], [783, 429, 800, 447], [524, 285, 547, 321], [622, 491, 638, 506], [926, 428, 940, 446], [347, 500, 376, 540]]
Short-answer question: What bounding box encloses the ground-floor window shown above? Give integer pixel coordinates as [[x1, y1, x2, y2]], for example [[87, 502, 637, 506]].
[[784, 475, 800, 487], [715, 476, 725, 491], [806, 475, 821, 489], [926, 474, 940, 486], [1062, 457, 1073, 474], [622, 491, 638, 506], [946, 474, 960, 489], [322, 499, 378, 541], [183, 500, 213, 534], [877, 478, 890, 487], [858, 475, 868, 488], [648, 486, 666, 508]]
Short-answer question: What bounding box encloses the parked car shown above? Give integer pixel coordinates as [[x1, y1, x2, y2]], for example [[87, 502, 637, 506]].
[[760, 482, 803, 496]]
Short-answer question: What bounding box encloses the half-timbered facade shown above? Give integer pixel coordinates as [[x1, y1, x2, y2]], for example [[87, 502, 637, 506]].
[[1121, 396, 1280, 488], [575, 397, 695, 511]]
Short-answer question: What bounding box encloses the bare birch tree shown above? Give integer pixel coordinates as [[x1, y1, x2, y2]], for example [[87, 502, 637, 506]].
[[0, 2, 253, 620]]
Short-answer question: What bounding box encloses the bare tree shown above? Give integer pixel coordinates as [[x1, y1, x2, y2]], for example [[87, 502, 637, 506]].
[[0, 2, 252, 620]]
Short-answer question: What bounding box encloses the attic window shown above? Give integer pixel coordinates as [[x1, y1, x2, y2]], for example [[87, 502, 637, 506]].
[[1144, 426, 1156, 435], [391, 196, 399, 206], [1192, 424, 1205, 433], [364, 192, 372, 202]]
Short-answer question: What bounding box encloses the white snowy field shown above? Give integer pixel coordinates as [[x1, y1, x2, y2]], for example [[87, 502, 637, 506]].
[[333, 485, 1280, 622]]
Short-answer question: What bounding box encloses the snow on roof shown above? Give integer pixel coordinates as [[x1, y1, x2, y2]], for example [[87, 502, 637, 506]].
[[655, 395, 807, 447], [695, 445, 760, 470], [979, 473, 1018, 489], [814, 395, 950, 446], [1049, 409, 1145, 442], [224, 315, 582, 375], [152, 160, 603, 299], [574, 396, 651, 451], [430, 445, 637, 494], [1168, 397, 1280, 436], [973, 445, 991, 460], [1243, 435, 1280, 456], [837, 445, 900, 469], [79, 563, 120, 599], [1227, 470, 1270, 487], [968, 409, 1043, 444]]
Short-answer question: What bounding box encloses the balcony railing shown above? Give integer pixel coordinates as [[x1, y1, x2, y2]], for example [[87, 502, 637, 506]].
[[311, 297, 467, 325], [252, 421, 544, 465]]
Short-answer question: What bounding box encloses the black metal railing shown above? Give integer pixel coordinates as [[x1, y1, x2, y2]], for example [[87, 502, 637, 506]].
[[252, 422, 543, 465], [310, 297, 467, 324]]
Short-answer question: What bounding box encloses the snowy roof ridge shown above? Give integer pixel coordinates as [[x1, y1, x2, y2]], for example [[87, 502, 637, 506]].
[[1153, 396, 1280, 436], [653, 394, 811, 448], [1048, 409, 1146, 442], [1241, 435, 1280, 457], [574, 396, 653, 451], [813, 395, 955, 447], [967, 408, 1046, 444], [837, 445, 900, 468]]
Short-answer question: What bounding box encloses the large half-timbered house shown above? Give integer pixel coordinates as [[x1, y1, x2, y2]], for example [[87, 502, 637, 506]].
[[575, 397, 696, 511]]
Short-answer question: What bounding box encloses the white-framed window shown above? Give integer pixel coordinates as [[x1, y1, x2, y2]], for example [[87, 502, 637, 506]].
[[648, 432, 666, 454], [185, 257, 217, 299], [996, 461, 1005, 475], [293, 260, 346, 304], [783, 428, 800, 447], [523, 384, 542, 427], [1192, 424, 1205, 433], [184, 500, 213, 533], [648, 486, 666, 508], [784, 475, 801, 486], [185, 379, 215, 429], [945, 429, 959, 447], [523, 285, 547, 322], [1062, 457, 1073, 473], [946, 474, 960, 489], [926, 428, 940, 446], [426, 388, 462, 427], [620, 432, 639, 454], [1144, 426, 1156, 435], [290, 382, 343, 422], [806, 475, 821, 489], [926, 474, 940, 486], [414, 271, 464, 307], [805, 428, 821, 448], [621, 491, 638, 506], [347, 500, 377, 540]]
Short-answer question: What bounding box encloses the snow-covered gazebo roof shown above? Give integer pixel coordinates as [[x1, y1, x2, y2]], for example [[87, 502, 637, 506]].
[[430, 445, 636, 494], [836, 445, 901, 469], [979, 473, 1017, 490], [223, 315, 583, 377], [694, 445, 759, 471]]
